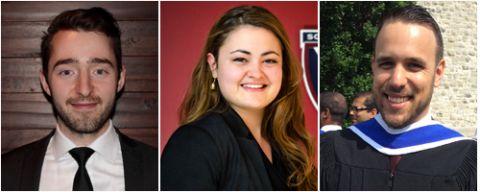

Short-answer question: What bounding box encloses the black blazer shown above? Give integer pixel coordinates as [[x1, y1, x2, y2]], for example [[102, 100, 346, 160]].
[[161, 107, 290, 190], [1, 129, 158, 191]]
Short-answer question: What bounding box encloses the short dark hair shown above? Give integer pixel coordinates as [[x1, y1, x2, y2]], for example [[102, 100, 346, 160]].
[[41, 7, 122, 79], [374, 5, 443, 63], [320, 92, 348, 124], [353, 91, 376, 112]]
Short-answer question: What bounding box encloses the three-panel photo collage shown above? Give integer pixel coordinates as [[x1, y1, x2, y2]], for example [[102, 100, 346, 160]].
[[1, 1, 477, 191]]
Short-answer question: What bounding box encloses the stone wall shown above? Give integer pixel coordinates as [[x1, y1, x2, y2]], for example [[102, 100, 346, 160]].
[[417, 1, 477, 137]]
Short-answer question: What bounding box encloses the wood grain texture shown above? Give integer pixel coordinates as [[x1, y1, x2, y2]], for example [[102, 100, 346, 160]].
[[1, 1, 158, 21]]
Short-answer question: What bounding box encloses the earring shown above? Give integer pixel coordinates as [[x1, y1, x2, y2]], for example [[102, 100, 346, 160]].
[[210, 78, 216, 90]]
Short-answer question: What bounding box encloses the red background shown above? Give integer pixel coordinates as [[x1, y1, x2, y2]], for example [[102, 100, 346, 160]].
[[160, 2, 318, 152]]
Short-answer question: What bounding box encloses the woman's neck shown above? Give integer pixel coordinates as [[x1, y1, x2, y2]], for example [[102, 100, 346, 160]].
[[231, 106, 273, 162], [232, 106, 264, 136]]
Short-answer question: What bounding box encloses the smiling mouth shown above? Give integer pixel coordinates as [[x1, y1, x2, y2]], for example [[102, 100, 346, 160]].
[[386, 95, 411, 103], [241, 84, 267, 89], [71, 102, 97, 106], [71, 102, 97, 109], [383, 93, 413, 110]]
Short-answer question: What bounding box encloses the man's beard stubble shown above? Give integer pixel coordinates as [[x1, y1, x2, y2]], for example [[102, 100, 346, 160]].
[[375, 81, 433, 129], [53, 95, 115, 134]]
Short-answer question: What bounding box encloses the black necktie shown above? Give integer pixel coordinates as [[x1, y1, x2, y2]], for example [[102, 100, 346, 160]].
[[69, 147, 95, 191]]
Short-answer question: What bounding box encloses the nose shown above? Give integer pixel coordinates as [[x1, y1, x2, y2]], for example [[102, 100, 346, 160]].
[[349, 109, 355, 116], [247, 60, 265, 78], [76, 70, 93, 97], [388, 64, 407, 91]]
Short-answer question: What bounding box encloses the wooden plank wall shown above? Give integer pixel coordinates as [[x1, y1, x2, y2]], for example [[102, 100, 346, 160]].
[[1, 2, 159, 153]]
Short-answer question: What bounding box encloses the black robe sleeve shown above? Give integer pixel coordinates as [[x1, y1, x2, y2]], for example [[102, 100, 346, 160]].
[[455, 140, 476, 190], [320, 131, 337, 191]]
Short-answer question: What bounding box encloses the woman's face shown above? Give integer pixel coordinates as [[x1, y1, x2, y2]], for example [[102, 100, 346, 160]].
[[208, 25, 283, 113]]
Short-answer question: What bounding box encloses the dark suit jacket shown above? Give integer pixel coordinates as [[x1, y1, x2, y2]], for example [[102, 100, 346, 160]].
[[161, 107, 290, 190], [1, 129, 158, 191]]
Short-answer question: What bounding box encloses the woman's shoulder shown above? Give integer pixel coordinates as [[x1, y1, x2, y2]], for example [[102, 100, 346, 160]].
[[189, 111, 228, 127], [180, 111, 232, 135], [161, 111, 234, 190], [165, 111, 233, 148]]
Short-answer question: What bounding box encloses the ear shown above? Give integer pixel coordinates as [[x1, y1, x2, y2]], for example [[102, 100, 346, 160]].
[[349, 109, 354, 116], [370, 108, 378, 115], [207, 53, 217, 78], [370, 55, 376, 72], [39, 70, 51, 96], [434, 58, 445, 87], [117, 65, 126, 92], [370, 53, 376, 77], [321, 108, 331, 120], [320, 110, 327, 120]]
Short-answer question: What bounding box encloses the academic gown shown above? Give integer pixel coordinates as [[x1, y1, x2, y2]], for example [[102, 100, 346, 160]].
[[320, 129, 476, 190], [161, 107, 292, 190]]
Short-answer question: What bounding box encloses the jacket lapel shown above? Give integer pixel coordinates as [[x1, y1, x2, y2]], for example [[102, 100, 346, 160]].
[[116, 129, 143, 190], [20, 130, 54, 190], [221, 108, 273, 190]]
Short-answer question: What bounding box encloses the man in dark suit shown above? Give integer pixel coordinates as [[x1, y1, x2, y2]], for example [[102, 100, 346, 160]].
[[2, 7, 157, 191]]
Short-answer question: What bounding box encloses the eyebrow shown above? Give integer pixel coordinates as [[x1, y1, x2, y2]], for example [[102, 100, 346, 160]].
[[53, 58, 79, 68], [404, 57, 426, 65], [52, 57, 115, 69], [88, 58, 114, 68], [375, 56, 426, 65], [261, 51, 280, 56], [374, 56, 393, 63], [229, 49, 280, 56]]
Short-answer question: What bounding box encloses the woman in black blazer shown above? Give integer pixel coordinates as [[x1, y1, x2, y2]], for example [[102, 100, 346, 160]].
[[161, 5, 317, 190]]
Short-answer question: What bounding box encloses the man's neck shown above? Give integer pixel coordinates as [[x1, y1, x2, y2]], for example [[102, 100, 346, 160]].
[[57, 120, 110, 147], [379, 111, 434, 131], [320, 119, 341, 128]]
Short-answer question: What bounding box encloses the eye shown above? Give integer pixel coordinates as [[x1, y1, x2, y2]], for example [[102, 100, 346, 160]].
[[58, 70, 74, 76], [378, 61, 394, 69], [407, 62, 424, 72], [264, 59, 278, 64], [93, 68, 110, 76], [233, 57, 247, 63]]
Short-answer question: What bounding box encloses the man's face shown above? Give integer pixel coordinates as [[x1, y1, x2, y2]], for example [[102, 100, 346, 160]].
[[372, 21, 444, 128], [350, 96, 376, 124], [40, 30, 125, 134]]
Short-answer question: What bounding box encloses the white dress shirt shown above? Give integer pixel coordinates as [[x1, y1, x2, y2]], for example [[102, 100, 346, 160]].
[[39, 120, 125, 191]]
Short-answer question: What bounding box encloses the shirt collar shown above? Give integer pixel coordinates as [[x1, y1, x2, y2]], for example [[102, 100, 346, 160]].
[[51, 120, 120, 162], [376, 109, 438, 134], [220, 107, 251, 138], [51, 124, 77, 160], [88, 120, 121, 163], [320, 124, 342, 132]]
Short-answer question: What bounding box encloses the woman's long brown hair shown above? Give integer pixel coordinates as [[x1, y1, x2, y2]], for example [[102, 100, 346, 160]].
[[179, 5, 317, 190]]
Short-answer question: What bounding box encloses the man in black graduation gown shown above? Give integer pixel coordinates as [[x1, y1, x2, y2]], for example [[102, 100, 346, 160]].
[[320, 92, 348, 134], [321, 5, 476, 190]]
